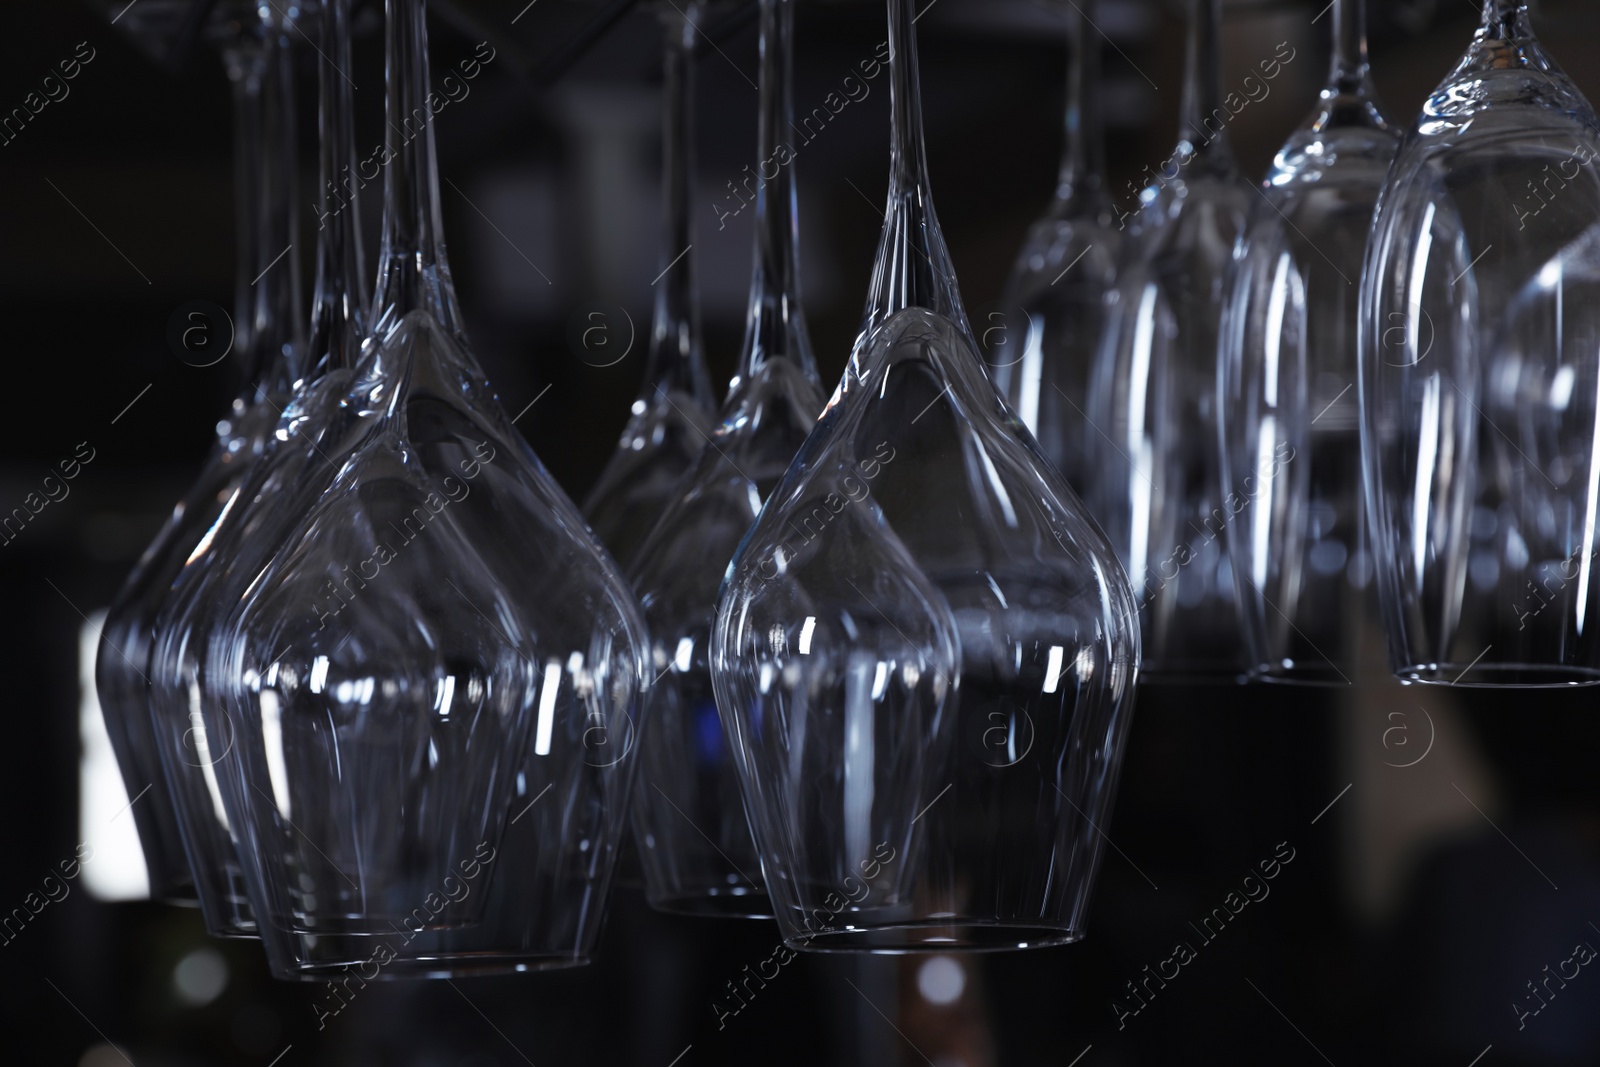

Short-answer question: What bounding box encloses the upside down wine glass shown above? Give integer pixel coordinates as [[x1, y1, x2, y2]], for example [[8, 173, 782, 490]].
[[1360, 0, 1600, 684], [95, 2, 305, 907], [1486, 223, 1600, 679], [147, 0, 365, 942], [711, 0, 1140, 952], [582, 1, 716, 571], [629, 0, 825, 919], [588, 0, 721, 891], [1089, 0, 1254, 682], [987, 0, 1122, 501], [208, 0, 648, 978], [1217, 0, 1398, 684]]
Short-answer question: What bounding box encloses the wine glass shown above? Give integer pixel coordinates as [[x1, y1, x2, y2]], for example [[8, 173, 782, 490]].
[[628, 0, 825, 920], [711, 0, 1140, 952], [986, 0, 1122, 502], [206, 0, 649, 978], [95, 1, 306, 908], [144, 0, 367, 942], [1217, 0, 1399, 684], [581, 1, 717, 572], [1482, 223, 1600, 676], [1359, 0, 1600, 685], [1088, 0, 1254, 683]]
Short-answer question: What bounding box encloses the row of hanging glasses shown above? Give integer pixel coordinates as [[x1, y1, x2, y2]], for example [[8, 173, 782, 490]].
[[1001, 0, 1600, 687], [95, 0, 1600, 984], [98, 0, 1136, 976], [103, 0, 648, 976]]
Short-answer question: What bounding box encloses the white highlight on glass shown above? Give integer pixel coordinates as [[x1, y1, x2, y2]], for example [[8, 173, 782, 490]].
[[843, 652, 876, 869], [309, 654, 330, 695], [535, 660, 561, 756], [261, 689, 293, 820], [798, 615, 817, 655], [189, 680, 230, 829], [1042, 644, 1065, 694]]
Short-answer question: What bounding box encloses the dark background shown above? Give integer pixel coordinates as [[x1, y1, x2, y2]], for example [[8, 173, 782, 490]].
[[6, 0, 1600, 1064]]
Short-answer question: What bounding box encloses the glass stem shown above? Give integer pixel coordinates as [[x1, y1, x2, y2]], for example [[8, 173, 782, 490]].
[[1177, 0, 1232, 168], [734, 0, 816, 387], [224, 44, 265, 365], [1482, 0, 1532, 41], [370, 0, 464, 343], [645, 5, 714, 408], [251, 10, 305, 403], [1330, 0, 1369, 96], [309, 0, 368, 377], [1056, 0, 1106, 211], [856, 0, 968, 359]]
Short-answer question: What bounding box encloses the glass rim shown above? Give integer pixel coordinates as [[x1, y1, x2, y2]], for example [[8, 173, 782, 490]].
[[784, 920, 1085, 955]]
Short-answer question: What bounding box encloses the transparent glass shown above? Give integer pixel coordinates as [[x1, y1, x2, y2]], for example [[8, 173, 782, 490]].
[[1359, 0, 1600, 685], [711, 0, 1140, 953], [1089, 0, 1254, 682], [1217, 0, 1399, 684], [94, 5, 305, 908], [581, 1, 716, 571], [629, 0, 824, 920], [987, 0, 1121, 501], [1482, 224, 1600, 677], [145, 0, 363, 942], [206, 0, 648, 978]]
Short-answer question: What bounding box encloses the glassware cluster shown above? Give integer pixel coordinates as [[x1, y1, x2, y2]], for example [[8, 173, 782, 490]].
[[711, 0, 1139, 950], [1361, 0, 1600, 684], [95, 0, 1600, 989], [630, 0, 825, 920], [1090, 0, 1254, 683], [1218, 0, 1399, 683], [988, 0, 1122, 503]]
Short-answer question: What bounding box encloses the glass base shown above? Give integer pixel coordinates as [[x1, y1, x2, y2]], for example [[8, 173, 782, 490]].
[[1397, 662, 1600, 688], [789, 921, 1080, 954], [208, 924, 258, 940], [286, 913, 485, 936], [201, 893, 256, 939], [275, 952, 591, 982], [1252, 662, 1351, 687], [647, 890, 773, 920]]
